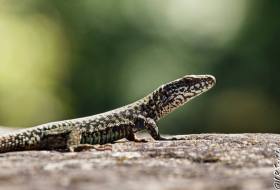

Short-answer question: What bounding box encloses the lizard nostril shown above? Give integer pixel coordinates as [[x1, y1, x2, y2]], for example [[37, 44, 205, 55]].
[[207, 75, 216, 84]]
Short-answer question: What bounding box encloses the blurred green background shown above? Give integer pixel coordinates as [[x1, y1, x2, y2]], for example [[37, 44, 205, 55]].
[[0, 1, 279, 134]]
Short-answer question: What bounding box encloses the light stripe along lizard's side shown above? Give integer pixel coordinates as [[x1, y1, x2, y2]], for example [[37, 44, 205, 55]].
[[0, 74, 216, 153]]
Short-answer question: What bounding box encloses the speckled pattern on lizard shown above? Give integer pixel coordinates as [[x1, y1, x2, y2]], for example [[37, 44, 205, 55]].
[[0, 74, 216, 153]]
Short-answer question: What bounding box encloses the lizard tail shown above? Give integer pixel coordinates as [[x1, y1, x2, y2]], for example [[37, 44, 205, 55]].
[[0, 130, 39, 153]]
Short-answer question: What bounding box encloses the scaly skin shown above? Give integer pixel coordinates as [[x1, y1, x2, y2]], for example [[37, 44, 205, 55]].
[[0, 74, 216, 153]]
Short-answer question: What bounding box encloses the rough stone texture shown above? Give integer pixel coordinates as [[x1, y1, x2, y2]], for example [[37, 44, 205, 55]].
[[0, 128, 278, 190]]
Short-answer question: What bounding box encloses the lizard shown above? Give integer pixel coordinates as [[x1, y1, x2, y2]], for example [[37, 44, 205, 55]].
[[0, 74, 216, 153]]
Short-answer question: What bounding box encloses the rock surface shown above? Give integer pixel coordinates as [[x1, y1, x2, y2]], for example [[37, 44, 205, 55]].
[[0, 129, 278, 190]]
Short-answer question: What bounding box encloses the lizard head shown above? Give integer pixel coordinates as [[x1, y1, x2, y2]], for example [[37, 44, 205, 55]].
[[146, 75, 216, 120]]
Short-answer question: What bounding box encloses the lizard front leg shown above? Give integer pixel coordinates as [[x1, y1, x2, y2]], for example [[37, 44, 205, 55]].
[[132, 115, 185, 141], [126, 132, 148, 143]]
